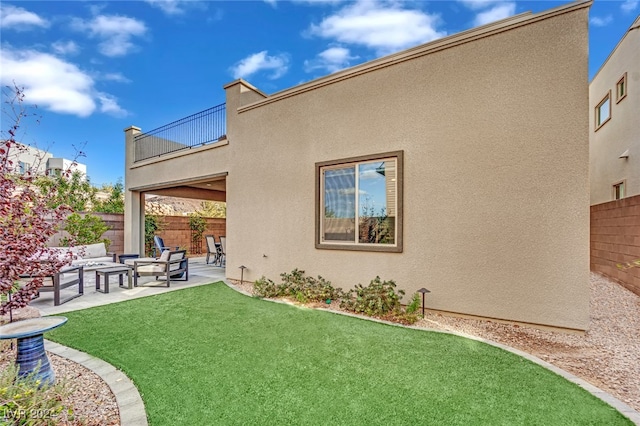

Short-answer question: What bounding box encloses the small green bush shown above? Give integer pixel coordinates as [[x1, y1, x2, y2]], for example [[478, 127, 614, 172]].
[[252, 276, 280, 298], [405, 293, 421, 314], [340, 276, 404, 316], [340, 277, 419, 324], [144, 215, 164, 256], [0, 362, 75, 425], [252, 269, 341, 304], [254, 271, 418, 324], [61, 213, 110, 250]]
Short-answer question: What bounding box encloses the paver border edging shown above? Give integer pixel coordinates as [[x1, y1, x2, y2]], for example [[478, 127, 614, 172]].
[[44, 340, 148, 426], [223, 280, 640, 425]]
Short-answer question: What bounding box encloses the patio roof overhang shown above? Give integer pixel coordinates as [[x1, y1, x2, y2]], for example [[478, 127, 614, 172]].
[[129, 172, 227, 202]]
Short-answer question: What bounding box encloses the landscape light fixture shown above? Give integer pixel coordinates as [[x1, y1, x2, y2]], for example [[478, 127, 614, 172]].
[[417, 288, 431, 318], [239, 265, 247, 286]]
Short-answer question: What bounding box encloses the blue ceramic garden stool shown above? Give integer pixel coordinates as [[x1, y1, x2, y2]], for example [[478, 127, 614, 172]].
[[0, 317, 68, 386]]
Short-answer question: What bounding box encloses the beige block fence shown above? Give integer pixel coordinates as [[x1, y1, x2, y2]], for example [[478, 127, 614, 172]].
[[591, 195, 640, 296], [49, 213, 226, 258]]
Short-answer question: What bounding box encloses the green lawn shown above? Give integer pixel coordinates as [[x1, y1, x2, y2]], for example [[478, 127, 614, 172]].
[[47, 283, 630, 425]]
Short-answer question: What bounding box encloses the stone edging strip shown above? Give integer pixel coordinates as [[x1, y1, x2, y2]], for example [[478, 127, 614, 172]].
[[224, 280, 640, 426], [44, 340, 148, 426]]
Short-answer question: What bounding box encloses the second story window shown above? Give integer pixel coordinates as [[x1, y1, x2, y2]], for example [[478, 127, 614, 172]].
[[616, 73, 627, 103], [613, 181, 625, 200], [595, 92, 611, 130]]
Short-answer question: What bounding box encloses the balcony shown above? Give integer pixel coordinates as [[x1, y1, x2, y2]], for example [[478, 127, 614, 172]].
[[134, 103, 226, 162]]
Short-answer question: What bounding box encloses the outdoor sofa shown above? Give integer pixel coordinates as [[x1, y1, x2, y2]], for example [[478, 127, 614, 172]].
[[48, 242, 116, 266]]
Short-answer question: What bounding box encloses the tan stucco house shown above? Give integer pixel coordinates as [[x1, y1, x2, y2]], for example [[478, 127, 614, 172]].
[[125, 1, 592, 331], [590, 15, 640, 205]]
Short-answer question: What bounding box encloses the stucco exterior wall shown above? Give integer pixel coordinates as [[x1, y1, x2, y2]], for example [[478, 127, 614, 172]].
[[224, 6, 590, 330], [590, 17, 640, 205], [125, 2, 591, 330]]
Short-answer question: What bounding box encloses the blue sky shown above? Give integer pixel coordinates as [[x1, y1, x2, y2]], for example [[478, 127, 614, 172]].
[[1, 0, 637, 186]]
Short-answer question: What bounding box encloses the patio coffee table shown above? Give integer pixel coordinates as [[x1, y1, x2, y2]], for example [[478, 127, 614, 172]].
[[95, 265, 133, 293]]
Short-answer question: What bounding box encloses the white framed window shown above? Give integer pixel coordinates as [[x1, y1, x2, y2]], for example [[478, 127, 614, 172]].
[[616, 73, 627, 103], [595, 92, 611, 130], [613, 181, 625, 200], [316, 151, 403, 252]]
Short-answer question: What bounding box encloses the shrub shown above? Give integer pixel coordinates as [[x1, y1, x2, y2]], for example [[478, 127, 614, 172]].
[[60, 212, 110, 250], [253, 269, 341, 304], [254, 270, 418, 325], [340, 276, 404, 316], [279, 269, 341, 303], [405, 293, 421, 315], [188, 214, 207, 254], [252, 276, 280, 298], [144, 215, 164, 257], [340, 277, 420, 324], [0, 362, 75, 425]]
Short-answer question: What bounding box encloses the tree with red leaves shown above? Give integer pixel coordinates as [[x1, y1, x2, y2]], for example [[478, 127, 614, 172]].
[[1, 86, 80, 317]]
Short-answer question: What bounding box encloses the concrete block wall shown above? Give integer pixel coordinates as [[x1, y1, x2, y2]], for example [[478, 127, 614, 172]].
[[591, 195, 640, 295], [100, 213, 125, 254], [49, 213, 226, 258], [48, 212, 125, 254], [153, 216, 226, 256]]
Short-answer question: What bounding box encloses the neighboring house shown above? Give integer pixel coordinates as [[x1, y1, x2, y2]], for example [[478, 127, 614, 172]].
[[12, 143, 87, 178], [590, 15, 640, 205], [125, 1, 591, 331]]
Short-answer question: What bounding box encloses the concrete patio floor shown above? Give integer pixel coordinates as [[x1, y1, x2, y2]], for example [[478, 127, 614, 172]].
[[30, 257, 226, 316]]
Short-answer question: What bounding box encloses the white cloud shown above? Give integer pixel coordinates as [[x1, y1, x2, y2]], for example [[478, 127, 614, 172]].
[[145, 0, 210, 16], [590, 15, 613, 27], [621, 0, 639, 12], [102, 72, 131, 83], [473, 2, 516, 26], [304, 46, 358, 73], [458, 0, 505, 10], [51, 40, 80, 55], [308, 1, 445, 55], [230, 51, 289, 80], [0, 47, 127, 118], [97, 93, 127, 117], [72, 15, 147, 57], [0, 4, 49, 30], [145, 0, 185, 15]]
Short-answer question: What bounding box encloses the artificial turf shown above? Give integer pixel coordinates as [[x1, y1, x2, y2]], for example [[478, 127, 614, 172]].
[[47, 282, 631, 425]]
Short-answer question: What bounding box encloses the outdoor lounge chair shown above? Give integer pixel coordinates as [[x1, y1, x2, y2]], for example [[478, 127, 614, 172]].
[[133, 249, 188, 287], [153, 235, 179, 257], [21, 265, 84, 306], [205, 235, 221, 265], [219, 236, 226, 267]]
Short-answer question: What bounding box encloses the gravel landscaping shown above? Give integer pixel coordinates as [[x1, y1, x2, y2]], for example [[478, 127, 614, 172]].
[[416, 272, 640, 412], [2, 271, 638, 424]]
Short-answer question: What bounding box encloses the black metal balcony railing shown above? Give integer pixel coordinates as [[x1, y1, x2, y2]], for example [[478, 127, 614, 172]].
[[133, 103, 226, 162]]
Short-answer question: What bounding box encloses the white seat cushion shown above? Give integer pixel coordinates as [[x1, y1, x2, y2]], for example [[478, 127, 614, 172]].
[[83, 243, 107, 258], [136, 264, 166, 274]]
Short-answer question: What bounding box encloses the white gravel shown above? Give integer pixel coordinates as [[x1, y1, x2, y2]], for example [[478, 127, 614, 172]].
[[413, 272, 640, 412]]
